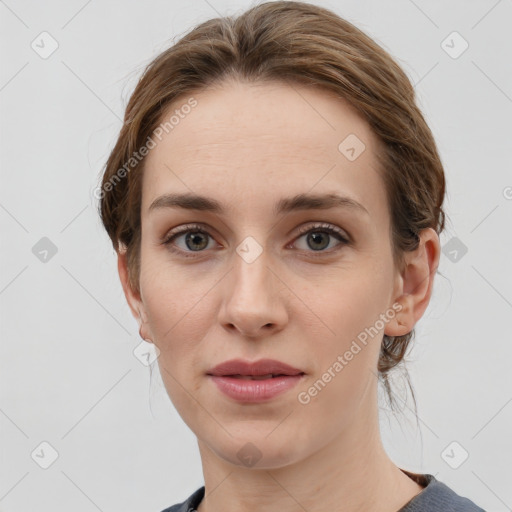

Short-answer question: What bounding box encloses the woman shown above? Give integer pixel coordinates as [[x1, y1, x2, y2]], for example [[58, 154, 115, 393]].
[[97, 1, 485, 510]]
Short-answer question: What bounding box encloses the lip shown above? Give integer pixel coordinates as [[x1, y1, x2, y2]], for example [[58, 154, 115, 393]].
[[206, 358, 306, 403], [207, 358, 304, 377]]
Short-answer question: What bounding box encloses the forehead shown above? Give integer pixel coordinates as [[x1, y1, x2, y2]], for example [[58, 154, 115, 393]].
[[141, 80, 387, 220]]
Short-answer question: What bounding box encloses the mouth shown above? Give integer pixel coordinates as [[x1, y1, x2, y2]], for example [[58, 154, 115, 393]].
[[206, 358, 306, 402], [206, 358, 305, 378], [224, 373, 303, 380]]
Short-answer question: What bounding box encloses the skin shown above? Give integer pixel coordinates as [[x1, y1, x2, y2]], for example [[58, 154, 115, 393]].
[[118, 78, 440, 512]]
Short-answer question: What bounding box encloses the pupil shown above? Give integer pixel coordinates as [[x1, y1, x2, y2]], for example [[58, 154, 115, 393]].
[[308, 232, 329, 250], [186, 232, 208, 251]]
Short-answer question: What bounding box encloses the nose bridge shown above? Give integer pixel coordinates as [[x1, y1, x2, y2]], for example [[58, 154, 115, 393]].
[[232, 242, 271, 300], [229, 228, 273, 296]]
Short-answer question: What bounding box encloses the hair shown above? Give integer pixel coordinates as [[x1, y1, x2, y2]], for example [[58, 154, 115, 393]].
[[98, 0, 446, 414]]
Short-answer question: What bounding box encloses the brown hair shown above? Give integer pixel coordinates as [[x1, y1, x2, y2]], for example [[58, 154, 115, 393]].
[[98, 0, 446, 412]]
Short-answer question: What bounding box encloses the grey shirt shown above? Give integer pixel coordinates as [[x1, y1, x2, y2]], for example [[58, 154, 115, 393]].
[[160, 472, 486, 512]]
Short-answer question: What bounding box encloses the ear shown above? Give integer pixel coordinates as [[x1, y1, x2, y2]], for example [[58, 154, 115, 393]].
[[385, 227, 441, 337], [117, 249, 152, 343]]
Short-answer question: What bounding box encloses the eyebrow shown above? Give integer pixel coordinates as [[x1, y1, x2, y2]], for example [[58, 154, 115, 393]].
[[148, 192, 369, 216]]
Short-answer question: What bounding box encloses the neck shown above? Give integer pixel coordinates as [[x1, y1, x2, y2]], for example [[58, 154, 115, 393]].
[[195, 385, 423, 512]]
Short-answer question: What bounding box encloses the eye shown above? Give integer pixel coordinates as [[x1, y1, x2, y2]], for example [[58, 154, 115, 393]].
[[161, 222, 350, 259], [291, 223, 350, 255], [161, 223, 218, 258]]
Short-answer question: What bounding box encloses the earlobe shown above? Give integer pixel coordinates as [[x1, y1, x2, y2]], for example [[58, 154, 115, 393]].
[[386, 301, 414, 336], [117, 249, 141, 318], [117, 250, 153, 343], [136, 304, 153, 343], [385, 228, 441, 337], [138, 322, 153, 344]]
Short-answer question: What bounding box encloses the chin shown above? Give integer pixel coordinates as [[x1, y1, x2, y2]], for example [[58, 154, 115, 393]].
[[206, 432, 307, 470]]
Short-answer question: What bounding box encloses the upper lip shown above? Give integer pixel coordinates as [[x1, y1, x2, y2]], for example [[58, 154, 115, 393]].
[[207, 358, 305, 377]]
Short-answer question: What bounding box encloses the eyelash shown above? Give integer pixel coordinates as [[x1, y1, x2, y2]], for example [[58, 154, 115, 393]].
[[161, 222, 350, 259]]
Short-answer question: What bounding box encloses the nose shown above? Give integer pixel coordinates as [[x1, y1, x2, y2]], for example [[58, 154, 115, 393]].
[[217, 246, 288, 338]]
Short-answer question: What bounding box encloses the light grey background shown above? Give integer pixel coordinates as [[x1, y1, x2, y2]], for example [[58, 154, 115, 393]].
[[1, 0, 511, 511]]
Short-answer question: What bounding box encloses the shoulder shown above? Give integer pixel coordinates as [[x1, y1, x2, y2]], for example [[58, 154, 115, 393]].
[[399, 473, 486, 511], [159, 476, 486, 512], [159, 486, 205, 512]]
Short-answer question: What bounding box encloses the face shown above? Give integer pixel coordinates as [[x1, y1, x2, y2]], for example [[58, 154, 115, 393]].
[[121, 79, 423, 469]]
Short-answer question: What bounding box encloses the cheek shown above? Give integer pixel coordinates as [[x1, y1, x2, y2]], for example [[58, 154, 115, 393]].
[[142, 266, 212, 414], [307, 265, 394, 395], [294, 274, 389, 424], [139, 253, 223, 389], [139, 254, 203, 348], [320, 270, 390, 341]]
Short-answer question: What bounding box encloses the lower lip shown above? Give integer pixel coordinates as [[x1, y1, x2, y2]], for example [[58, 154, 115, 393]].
[[208, 375, 304, 403]]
